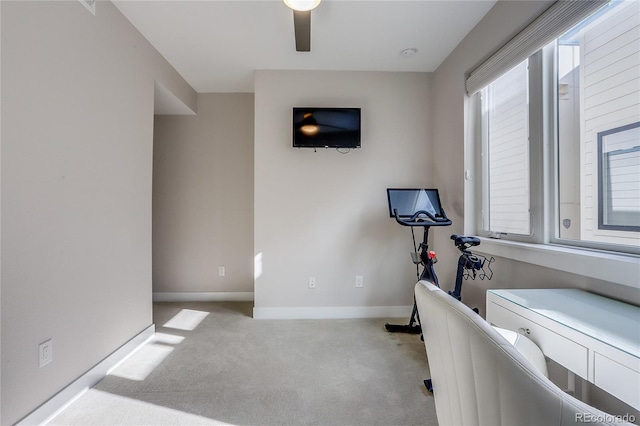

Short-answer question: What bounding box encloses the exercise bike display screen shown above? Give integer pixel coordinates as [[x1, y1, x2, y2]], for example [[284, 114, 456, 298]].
[[386, 188, 445, 219]]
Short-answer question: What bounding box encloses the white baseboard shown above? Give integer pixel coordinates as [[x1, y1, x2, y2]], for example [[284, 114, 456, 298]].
[[17, 325, 155, 426], [153, 291, 254, 302], [252, 305, 412, 320]]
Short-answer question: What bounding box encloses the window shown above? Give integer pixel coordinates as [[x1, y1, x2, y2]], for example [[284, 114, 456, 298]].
[[481, 60, 531, 236], [476, 0, 640, 254], [598, 122, 640, 231]]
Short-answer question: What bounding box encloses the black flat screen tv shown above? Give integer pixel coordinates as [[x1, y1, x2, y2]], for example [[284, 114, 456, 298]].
[[292, 107, 361, 149]]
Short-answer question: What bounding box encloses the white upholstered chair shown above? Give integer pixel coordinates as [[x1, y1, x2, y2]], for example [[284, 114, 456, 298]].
[[414, 280, 628, 426]]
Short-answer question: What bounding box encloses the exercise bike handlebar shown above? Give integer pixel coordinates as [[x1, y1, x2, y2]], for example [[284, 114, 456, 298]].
[[393, 209, 452, 227]]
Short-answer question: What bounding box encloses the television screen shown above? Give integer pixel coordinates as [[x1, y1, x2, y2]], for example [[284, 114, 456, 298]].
[[386, 188, 445, 219], [293, 107, 361, 149]]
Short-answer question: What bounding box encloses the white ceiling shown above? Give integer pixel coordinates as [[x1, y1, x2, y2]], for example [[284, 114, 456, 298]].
[[113, 0, 497, 94]]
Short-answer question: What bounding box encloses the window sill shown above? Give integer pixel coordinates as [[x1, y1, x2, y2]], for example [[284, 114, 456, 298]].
[[475, 238, 640, 289]]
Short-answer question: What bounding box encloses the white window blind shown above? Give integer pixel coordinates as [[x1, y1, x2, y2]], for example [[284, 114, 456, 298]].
[[466, 0, 609, 96]]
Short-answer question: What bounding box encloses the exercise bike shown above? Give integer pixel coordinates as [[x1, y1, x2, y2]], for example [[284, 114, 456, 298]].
[[384, 188, 494, 334]]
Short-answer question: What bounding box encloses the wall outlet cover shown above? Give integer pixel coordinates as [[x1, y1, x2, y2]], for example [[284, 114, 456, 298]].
[[39, 339, 53, 367]]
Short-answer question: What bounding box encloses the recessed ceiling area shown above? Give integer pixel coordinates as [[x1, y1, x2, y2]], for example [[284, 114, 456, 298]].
[[113, 0, 497, 93]]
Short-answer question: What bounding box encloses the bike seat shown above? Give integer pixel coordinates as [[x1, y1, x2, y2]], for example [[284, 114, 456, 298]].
[[451, 234, 481, 248]]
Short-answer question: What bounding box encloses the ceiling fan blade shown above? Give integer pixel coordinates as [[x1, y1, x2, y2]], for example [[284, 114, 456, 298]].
[[293, 10, 311, 52]]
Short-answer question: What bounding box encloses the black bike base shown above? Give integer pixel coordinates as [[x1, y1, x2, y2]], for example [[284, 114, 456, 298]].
[[424, 379, 433, 392], [384, 323, 422, 334]]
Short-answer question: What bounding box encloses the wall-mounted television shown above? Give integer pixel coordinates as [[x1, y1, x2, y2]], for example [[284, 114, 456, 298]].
[[292, 107, 361, 149]]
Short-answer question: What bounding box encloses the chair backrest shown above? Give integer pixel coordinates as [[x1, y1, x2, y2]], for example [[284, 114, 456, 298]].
[[414, 280, 627, 426]]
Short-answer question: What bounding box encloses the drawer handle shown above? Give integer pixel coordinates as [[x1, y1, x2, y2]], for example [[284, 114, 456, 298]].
[[518, 327, 531, 335]]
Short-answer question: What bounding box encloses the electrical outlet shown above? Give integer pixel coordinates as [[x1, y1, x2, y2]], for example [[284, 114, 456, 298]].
[[355, 275, 364, 288], [39, 339, 53, 367], [218, 266, 226, 277], [308, 276, 316, 289]]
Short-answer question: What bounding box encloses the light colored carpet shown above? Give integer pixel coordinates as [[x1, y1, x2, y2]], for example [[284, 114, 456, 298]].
[[50, 302, 438, 425]]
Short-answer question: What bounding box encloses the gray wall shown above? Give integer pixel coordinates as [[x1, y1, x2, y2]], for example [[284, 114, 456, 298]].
[[253, 70, 433, 316], [0, 1, 195, 424], [153, 93, 255, 295]]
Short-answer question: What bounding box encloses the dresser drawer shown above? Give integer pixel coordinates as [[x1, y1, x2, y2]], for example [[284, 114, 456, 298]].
[[594, 351, 640, 409], [487, 302, 589, 379]]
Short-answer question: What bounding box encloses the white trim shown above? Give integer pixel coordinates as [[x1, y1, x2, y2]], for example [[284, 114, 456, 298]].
[[153, 292, 254, 302], [476, 237, 639, 288], [253, 305, 412, 320], [17, 325, 155, 426]]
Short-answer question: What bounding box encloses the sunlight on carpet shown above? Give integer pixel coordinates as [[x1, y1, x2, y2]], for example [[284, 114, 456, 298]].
[[109, 343, 174, 381], [163, 309, 209, 331], [50, 389, 235, 425]]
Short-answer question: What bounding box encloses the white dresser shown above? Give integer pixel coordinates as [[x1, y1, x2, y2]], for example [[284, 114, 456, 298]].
[[486, 288, 640, 410]]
